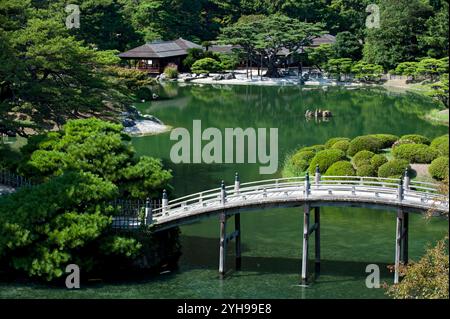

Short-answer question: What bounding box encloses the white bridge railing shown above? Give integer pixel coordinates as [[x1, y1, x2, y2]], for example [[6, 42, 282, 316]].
[[143, 169, 448, 227]]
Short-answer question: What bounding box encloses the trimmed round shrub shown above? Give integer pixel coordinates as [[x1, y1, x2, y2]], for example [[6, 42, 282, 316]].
[[325, 137, 350, 149], [398, 134, 431, 145], [290, 151, 316, 172], [347, 135, 383, 156], [308, 149, 347, 174], [357, 164, 377, 177], [369, 134, 399, 148], [332, 140, 350, 153], [370, 154, 388, 169], [300, 145, 326, 153], [428, 156, 449, 181], [191, 58, 222, 74], [353, 150, 375, 168], [430, 134, 449, 157], [392, 144, 439, 164], [378, 159, 410, 178], [164, 65, 179, 79], [325, 161, 356, 176]]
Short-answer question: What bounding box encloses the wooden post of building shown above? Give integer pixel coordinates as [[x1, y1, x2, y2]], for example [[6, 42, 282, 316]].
[[235, 213, 242, 270], [219, 212, 227, 279], [394, 209, 403, 284], [301, 204, 311, 285], [401, 212, 409, 264], [314, 207, 321, 275]]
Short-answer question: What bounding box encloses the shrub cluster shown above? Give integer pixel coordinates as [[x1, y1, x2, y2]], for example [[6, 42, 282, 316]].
[[308, 149, 347, 174], [325, 161, 356, 176], [357, 164, 377, 177], [332, 140, 350, 153], [392, 144, 439, 164], [347, 135, 383, 156], [378, 159, 410, 178], [398, 134, 431, 145], [325, 137, 350, 149], [428, 156, 449, 181], [430, 134, 449, 157], [370, 154, 388, 169], [370, 134, 399, 148], [353, 150, 375, 167], [290, 150, 316, 172], [191, 58, 222, 74], [164, 65, 179, 79]]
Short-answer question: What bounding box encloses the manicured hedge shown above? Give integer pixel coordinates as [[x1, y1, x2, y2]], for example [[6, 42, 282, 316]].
[[378, 159, 410, 178], [353, 150, 375, 168], [430, 134, 449, 157], [357, 164, 377, 177], [392, 144, 439, 164], [290, 151, 316, 172], [428, 156, 449, 181], [370, 154, 388, 169], [332, 140, 350, 153], [308, 149, 347, 174], [325, 161, 356, 176], [369, 134, 399, 148], [300, 145, 326, 153], [325, 137, 350, 149], [398, 134, 431, 145], [347, 135, 382, 156]]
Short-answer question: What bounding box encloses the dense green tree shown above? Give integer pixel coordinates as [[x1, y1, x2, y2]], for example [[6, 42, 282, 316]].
[[418, 1, 449, 58], [19, 118, 172, 199], [363, 0, 434, 70], [333, 31, 363, 60], [305, 44, 335, 71], [325, 58, 354, 81], [351, 61, 383, 82]]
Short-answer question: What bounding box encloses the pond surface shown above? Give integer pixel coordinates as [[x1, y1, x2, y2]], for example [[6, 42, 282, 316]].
[[1, 84, 447, 299]]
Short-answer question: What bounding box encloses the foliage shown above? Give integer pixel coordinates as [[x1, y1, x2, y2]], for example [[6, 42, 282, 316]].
[[429, 156, 449, 181], [353, 150, 375, 168], [331, 140, 350, 153], [370, 154, 388, 170], [191, 58, 223, 74], [387, 237, 449, 299], [164, 65, 179, 79], [395, 62, 419, 78], [325, 137, 350, 149], [363, 0, 434, 70], [430, 134, 449, 156], [392, 144, 439, 164], [305, 44, 335, 71], [325, 58, 354, 81], [357, 164, 377, 177], [351, 62, 384, 83], [369, 134, 399, 149], [398, 134, 431, 145], [18, 119, 172, 199], [300, 145, 326, 153], [418, 1, 449, 58], [415, 57, 448, 81], [332, 31, 362, 60], [183, 48, 221, 70], [324, 161, 355, 176], [378, 159, 410, 178], [308, 149, 347, 174], [347, 135, 382, 156]]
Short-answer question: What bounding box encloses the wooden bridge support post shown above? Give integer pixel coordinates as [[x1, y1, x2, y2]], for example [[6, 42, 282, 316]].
[[314, 207, 321, 275], [219, 212, 227, 279], [394, 209, 406, 284], [301, 204, 311, 285], [401, 212, 409, 265], [235, 213, 242, 270]]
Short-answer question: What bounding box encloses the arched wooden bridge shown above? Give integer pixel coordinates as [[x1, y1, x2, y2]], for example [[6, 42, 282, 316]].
[[116, 168, 449, 285]]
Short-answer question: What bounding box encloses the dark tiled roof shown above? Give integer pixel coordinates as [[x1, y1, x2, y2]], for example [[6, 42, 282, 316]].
[[208, 45, 241, 54], [311, 34, 336, 46], [119, 38, 202, 59]]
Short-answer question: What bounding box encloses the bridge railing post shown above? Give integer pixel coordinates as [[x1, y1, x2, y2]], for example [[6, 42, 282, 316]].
[[162, 189, 168, 215], [403, 167, 410, 191], [397, 179, 404, 202], [145, 197, 153, 225], [304, 173, 311, 198], [221, 180, 227, 205], [314, 165, 321, 187], [234, 173, 240, 195]]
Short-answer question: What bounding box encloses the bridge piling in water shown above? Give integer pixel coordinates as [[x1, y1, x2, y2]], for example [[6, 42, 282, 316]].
[[301, 204, 310, 285], [219, 212, 227, 279], [394, 208, 409, 284], [314, 207, 321, 275], [218, 211, 242, 278], [301, 204, 321, 285]]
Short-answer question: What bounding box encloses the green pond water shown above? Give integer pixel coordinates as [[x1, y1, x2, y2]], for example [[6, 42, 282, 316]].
[[1, 84, 448, 299]]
